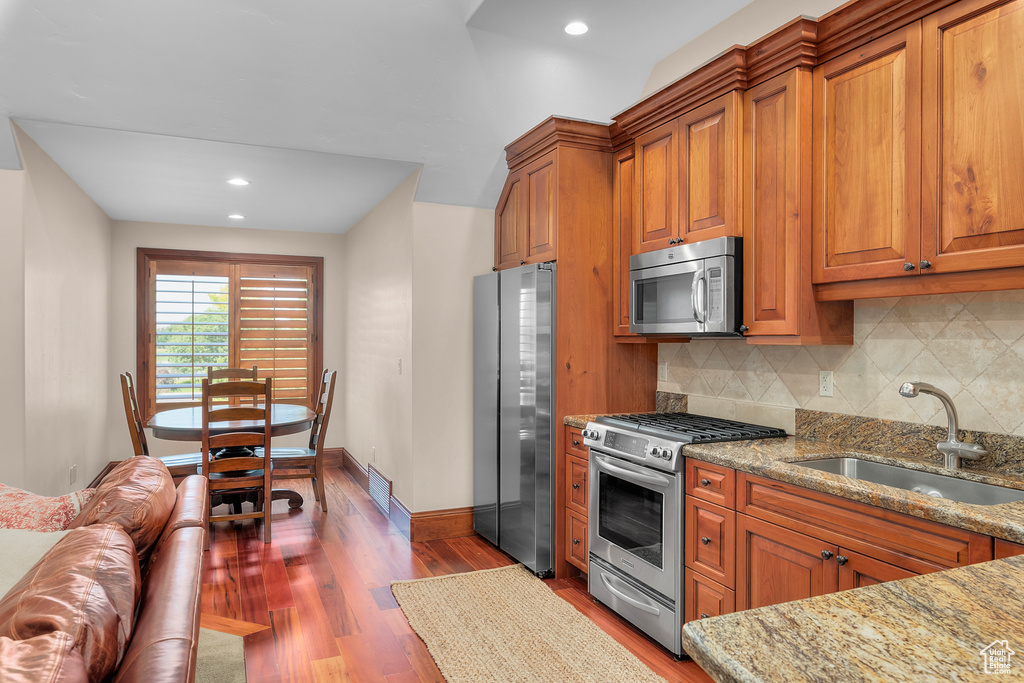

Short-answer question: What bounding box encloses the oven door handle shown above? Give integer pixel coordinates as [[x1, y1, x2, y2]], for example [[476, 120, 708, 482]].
[[599, 572, 662, 616], [593, 454, 672, 488]]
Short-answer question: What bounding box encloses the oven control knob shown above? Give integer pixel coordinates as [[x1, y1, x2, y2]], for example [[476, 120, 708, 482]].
[[582, 429, 599, 441]]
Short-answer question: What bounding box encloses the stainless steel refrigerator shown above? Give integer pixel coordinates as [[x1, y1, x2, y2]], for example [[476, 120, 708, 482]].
[[473, 263, 556, 576]]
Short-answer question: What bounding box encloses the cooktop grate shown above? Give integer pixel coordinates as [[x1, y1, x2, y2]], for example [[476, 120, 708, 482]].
[[597, 412, 786, 444]]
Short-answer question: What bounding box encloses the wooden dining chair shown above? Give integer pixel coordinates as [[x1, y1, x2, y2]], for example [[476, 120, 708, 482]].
[[207, 365, 258, 381], [201, 377, 274, 545], [265, 369, 336, 513], [119, 372, 203, 477]]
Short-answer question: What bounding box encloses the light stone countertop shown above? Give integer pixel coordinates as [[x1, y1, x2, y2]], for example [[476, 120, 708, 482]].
[[682, 554, 1024, 682]]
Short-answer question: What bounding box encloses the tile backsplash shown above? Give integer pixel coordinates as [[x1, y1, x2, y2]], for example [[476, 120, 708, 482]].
[[658, 291, 1024, 436]]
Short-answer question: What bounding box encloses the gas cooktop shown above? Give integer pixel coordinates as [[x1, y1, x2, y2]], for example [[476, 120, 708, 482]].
[[596, 412, 786, 444]]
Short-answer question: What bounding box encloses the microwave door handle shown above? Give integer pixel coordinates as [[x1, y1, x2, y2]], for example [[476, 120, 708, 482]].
[[691, 273, 706, 324]]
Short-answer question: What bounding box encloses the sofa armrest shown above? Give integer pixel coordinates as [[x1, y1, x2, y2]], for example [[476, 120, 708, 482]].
[[154, 476, 209, 554], [112, 526, 204, 683]]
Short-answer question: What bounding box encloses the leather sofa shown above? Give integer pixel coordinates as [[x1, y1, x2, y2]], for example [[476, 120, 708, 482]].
[[0, 457, 208, 683]]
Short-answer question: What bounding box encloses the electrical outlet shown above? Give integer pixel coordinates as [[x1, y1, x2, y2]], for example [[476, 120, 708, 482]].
[[658, 361, 668, 382], [819, 370, 834, 397], [69, 464, 77, 486]]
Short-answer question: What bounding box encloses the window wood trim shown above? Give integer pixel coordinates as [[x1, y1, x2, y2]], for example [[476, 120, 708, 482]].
[[136, 247, 324, 421]]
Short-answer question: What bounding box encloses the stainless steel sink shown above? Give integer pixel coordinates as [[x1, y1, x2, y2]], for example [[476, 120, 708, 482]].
[[795, 457, 1024, 506]]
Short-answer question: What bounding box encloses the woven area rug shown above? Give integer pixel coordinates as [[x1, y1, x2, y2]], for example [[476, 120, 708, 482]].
[[391, 564, 666, 683], [196, 627, 246, 682]]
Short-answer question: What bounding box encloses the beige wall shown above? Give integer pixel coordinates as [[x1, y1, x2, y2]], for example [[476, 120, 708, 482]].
[[659, 293, 1024, 437], [342, 171, 417, 503], [0, 169, 26, 488], [108, 220, 347, 458], [641, 0, 849, 98], [411, 201, 493, 512], [15, 126, 113, 495]]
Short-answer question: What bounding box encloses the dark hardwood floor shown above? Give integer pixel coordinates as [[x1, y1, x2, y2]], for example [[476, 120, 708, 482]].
[[200, 462, 712, 683]]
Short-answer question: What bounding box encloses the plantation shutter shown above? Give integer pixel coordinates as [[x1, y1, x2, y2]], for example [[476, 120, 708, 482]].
[[238, 264, 315, 405], [151, 261, 231, 405]]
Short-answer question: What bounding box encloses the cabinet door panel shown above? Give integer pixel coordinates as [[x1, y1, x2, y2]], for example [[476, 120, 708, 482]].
[[613, 147, 636, 335], [566, 510, 589, 572], [566, 454, 588, 516], [680, 92, 741, 242], [922, 0, 1024, 272], [813, 26, 922, 283], [686, 497, 736, 587], [495, 171, 524, 269], [837, 549, 917, 591], [525, 153, 557, 263], [634, 120, 679, 253], [738, 514, 837, 610]]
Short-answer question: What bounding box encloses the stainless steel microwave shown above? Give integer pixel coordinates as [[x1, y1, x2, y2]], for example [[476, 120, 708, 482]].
[[629, 236, 742, 336]]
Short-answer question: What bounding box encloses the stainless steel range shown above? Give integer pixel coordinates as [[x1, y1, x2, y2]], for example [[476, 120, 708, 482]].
[[581, 412, 785, 656]]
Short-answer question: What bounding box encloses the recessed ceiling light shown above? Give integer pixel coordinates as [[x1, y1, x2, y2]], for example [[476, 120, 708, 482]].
[[228, 214, 245, 220], [564, 21, 588, 36], [227, 178, 250, 186]]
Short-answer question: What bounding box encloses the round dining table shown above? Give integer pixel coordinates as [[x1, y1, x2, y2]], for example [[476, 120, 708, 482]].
[[148, 403, 317, 508]]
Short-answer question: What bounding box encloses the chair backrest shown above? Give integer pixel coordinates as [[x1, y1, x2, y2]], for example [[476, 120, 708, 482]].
[[119, 372, 149, 456], [308, 369, 337, 453], [200, 378, 273, 479], [207, 365, 258, 382]]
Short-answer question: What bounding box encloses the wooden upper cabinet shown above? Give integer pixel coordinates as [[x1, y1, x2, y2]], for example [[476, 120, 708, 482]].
[[523, 152, 557, 264], [493, 151, 556, 270], [612, 146, 636, 336], [921, 0, 1024, 273], [494, 170, 524, 270], [679, 91, 742, 243], [633, 119, 679, 254], [813, 24, 923, 284]]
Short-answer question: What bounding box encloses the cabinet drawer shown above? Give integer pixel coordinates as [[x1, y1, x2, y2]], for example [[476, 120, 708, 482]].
[[687, 459, 736, 507], [685, 568, 736, 623], [566, 510, 589, 572], [995, 539, 1024, 559], [566, 427, 588, 459], [738, 473, 991, 571], [685, 496, 735, 587], [566, 454, 588, 516]]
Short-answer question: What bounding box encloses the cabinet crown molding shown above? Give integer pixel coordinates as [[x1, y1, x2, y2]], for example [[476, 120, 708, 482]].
[[504, 116, 612, 170]]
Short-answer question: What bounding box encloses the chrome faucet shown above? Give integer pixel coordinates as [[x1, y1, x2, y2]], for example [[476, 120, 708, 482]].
[[898, 381, 987, 469]]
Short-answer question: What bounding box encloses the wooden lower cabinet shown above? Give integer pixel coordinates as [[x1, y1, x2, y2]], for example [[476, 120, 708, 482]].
[[737, 514, 838, 610], [566, 509, 589, 572], [995, 539, 1024, 559], [685, 496, 735, 586], [837, 549, 916, 590], [686, 568, 735, 622], [566, 454, 588, 517]]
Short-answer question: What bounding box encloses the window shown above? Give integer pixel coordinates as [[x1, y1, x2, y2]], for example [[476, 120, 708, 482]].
[[137, 248, 323, 419]]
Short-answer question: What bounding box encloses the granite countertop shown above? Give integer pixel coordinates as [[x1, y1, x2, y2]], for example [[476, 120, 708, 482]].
[[683, 437, 1024, 545], [682, 554, 1024, 682]]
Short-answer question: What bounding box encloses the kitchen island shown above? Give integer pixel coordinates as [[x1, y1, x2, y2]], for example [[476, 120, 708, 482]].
[[683, 553, 1024, 681]]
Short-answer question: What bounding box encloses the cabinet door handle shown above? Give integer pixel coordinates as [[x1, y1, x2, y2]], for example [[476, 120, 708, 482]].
[[700, 613, 710, 619], [919, 260, 932, 270], [821, 550, 833, 560], [573, 439, 581, 447], [520, 260, 526, 265], [903, 262, 915, 271], [836, 555, 848, 566], [700, 536, 711, 545], [573, 538, 580, 545], [572, 483, 580, 490], [701, 478, 711, 487]]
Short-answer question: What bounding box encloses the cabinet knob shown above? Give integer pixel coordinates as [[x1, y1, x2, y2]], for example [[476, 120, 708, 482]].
[[701, 536, 711, 546], [572, 439, 580, 447], [700, 613, 710, 619], [903, 262, 915, 271], [821, 550, 833, 560], [492, 266, 497, 272], [836, 555, 848, 566], [572, 483, 580, 490], [520, 260, 526, 265], [701, 478, 711, 487], [739, 325, 749, 334], [919, 260, 932, 270], [573, 538, 580, 545]]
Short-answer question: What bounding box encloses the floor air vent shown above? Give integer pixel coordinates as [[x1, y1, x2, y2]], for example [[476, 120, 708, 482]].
[[367, 464, 391, 514]]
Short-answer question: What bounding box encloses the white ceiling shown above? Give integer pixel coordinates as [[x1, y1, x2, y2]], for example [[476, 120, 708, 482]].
[[0, 0, 755, 234]]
